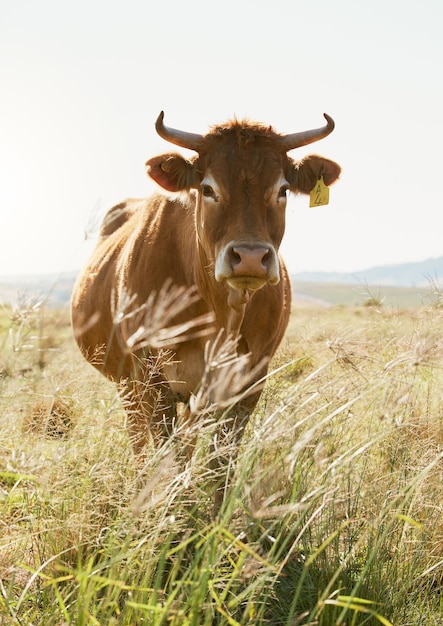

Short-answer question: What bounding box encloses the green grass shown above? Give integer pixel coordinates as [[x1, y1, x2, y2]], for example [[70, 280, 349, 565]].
[[1, 300, 443, 624]]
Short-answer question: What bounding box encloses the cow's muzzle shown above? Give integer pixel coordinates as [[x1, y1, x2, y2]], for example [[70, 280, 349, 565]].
[[215, 241, 280, 290]]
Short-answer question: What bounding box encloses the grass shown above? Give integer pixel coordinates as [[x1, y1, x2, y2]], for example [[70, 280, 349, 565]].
[[292, 280, 434, 308], [1, 296, 443, 624]]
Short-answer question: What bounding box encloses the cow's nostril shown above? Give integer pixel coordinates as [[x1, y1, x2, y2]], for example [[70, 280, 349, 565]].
[[230, 248, 242, 268]]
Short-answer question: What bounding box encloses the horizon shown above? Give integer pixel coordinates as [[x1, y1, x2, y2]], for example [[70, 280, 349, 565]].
[[1, 252, 442, 282]]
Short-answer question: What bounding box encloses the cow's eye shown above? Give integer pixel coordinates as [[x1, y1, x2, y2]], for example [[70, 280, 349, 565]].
[[278, 184, 290, 199], [201, 184, 216, 198]]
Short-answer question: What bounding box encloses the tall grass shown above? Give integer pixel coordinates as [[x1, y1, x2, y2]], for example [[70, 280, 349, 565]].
[[1, 299, 442, 624]]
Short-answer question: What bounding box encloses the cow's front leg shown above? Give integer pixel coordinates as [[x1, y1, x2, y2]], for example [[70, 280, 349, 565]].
[[121, 375, 177, 455], [209, 392, 260, 515]]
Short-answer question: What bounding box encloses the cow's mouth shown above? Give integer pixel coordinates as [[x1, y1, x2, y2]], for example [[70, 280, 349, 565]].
[[226, 276, 270, 290]]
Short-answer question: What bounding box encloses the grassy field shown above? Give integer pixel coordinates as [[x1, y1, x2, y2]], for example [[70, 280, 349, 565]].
[[1, 295, 443, 624], [293, 280, 435, 309]]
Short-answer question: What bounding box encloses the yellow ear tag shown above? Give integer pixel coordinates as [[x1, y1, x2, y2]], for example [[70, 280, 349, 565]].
[[309, 176, 330, 207]]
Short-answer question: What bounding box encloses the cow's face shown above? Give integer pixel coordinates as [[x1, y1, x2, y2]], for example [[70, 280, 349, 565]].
[[147, 145, 287, 291], [146, 115, 341, 293], [194, 142, 288, 291]]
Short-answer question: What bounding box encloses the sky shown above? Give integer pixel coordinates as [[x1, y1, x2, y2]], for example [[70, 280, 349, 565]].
[[1, 0, 443, 277]]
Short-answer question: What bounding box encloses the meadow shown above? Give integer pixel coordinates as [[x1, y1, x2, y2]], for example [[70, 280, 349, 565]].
[[1, 292, 442, 625]]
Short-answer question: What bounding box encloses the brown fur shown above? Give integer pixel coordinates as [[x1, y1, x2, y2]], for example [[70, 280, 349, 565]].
[[71, 116, 340, 511]]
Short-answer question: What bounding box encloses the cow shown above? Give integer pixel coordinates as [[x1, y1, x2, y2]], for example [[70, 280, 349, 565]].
[[71, 111, 341, 510]]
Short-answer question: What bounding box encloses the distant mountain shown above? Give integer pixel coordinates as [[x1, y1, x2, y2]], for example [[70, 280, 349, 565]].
[[1, 256, 442, 307], [293, 256, 443, 288], [0, 271, 78, 307]]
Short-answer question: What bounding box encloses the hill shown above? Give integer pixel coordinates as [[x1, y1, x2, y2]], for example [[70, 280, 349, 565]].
[[0, 271, 78, 307], [1, 255, 442, 308], [293, 256, 443, 288]]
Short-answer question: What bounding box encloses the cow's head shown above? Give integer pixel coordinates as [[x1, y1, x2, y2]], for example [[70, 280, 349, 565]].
[[147, 112, 341, 292]]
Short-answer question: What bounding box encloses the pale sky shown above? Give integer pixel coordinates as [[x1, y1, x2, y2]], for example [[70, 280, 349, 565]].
[[1, 0, 442, 277]]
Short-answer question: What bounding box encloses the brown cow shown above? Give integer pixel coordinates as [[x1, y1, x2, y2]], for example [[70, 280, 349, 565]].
[[71, 112, 340, 509]]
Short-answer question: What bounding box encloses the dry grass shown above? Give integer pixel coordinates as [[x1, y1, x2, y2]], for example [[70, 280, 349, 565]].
[[0, 299, 442, 624]]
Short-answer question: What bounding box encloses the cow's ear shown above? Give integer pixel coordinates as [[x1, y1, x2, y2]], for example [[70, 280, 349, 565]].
[[287, 155, 341, 194], [146, 153, 199, 192]]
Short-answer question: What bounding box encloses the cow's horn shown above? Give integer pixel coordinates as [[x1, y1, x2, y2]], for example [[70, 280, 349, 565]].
[[280, 114, 335, 151], [155, 111, 204, 151]]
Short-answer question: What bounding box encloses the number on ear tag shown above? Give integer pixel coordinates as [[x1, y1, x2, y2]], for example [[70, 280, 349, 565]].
[[309, 176, 330, 207]]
